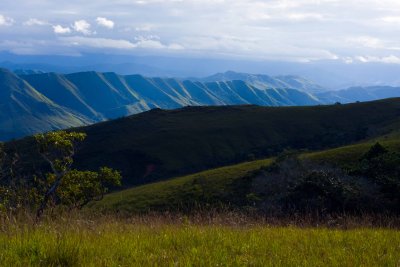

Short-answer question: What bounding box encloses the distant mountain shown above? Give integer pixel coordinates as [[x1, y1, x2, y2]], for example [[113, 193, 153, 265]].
[[13, 69, 45, 75], [0, 68, 326, 140], [2, 67, 400, 141], [0, 69, 91, 140], [199, 71, 326, 94], [317, 86, 400, 103]]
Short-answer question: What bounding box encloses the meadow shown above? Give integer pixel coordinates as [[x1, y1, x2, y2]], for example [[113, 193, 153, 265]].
[[0, 215, 400, 266]]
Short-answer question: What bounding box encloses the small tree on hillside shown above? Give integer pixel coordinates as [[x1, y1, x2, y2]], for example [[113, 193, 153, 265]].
[[35, 131, 121, 218]]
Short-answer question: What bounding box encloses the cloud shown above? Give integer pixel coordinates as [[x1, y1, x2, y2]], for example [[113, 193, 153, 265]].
[[53, 25, 71, 34], [355, 55, 400, 64], [380, 16, 400, 23], [0, 15, 14, 26], [59, 35, 184, 50], [133, 35, 184, 49], [2, 0, 400, 63], [61, 36, 135, 49], [135, 24, 155, 32], [24, 18, 48, 26], [72, 20, 91, 35], [96, 17, 114, 29]]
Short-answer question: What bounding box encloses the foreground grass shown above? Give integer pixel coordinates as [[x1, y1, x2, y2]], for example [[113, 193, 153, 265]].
[[0, 218, 399, 267]]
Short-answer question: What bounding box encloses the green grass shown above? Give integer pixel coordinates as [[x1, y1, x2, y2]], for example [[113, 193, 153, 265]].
[[88, 158, 272, 213], [303, 137, 400, 167], [0, 220, 399, 266], [89, 134, 400, 214]]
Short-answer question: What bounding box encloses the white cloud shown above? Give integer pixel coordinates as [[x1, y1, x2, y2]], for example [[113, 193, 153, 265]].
[[53, 25, 71, 34], [2, 0, 400, 62], [60, 35, 184, 50], [24, 18, 48, 26], [355, 55, 400, 64], [96, 17, 114, 29], [0, 14, 14, 26], [61, 36, 135, 49], [286, 13, 324, 21], [72, 20, 91, 35], [135, 24, 155, 32], [347, 36, 383, 49], [380, 16, 400, 23], [133, 35, 184, 49]]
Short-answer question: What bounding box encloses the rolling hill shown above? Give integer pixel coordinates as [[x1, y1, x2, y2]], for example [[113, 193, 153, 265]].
[[88, 132, 400, 214], [12, 98, 400, 189]]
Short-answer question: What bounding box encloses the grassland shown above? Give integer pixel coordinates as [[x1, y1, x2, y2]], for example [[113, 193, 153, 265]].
[[88, 158, 272, 213], [0, 217, 399, 267], [88, 133, 400, 214]]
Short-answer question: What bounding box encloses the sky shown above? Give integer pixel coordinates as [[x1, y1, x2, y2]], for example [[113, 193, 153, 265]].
[[1, 0, 400, 64]]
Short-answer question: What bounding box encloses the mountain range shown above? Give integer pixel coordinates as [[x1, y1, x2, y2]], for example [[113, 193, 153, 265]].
[[1, 67, 400, 140]]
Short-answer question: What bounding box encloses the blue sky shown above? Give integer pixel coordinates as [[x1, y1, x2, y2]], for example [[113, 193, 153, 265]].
[[1, 0, 400, 63]]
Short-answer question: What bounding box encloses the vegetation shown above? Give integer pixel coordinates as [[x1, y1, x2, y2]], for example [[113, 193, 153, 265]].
[[89, 137, 400, 215], [0, 216, 399, 266], [11, 98, 400, 187], [0, 99, 399, 265], [0, 131, 121, 217]]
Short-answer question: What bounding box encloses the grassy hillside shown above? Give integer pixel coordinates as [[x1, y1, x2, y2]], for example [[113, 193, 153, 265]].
[[11, 98, 400, 188], [88, 135, 400, 214], [87, 158, 272, 213], [74, 98, 400, 185], [1, 219, 399, 266]]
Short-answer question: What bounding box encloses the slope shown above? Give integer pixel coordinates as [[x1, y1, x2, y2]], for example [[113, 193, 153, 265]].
[[318, 86, 400, 104], [0, 68, 91, 140], [88, 132, 400, 214]]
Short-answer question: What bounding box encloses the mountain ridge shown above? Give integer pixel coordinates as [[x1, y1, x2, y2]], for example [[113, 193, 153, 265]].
[[2, 68, 400, 140]]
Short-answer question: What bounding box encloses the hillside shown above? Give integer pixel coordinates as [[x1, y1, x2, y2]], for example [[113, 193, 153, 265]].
[[318, 86, 400, 103], [3, 68, 400, 141], [0, 69, 91, 140], [88, 133, 400, 214], [11, 98, 400, 190], [0, 69, 329, 140], [201, 71, 326, 94]]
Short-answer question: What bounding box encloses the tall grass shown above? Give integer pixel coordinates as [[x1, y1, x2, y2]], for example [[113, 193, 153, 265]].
[[0, 214, 399, 266]]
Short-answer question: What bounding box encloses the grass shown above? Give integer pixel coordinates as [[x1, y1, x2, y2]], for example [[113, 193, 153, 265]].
[[302, 136, 400, 167], [88, 134, 400, 214], [0, 217, 399, 266], [88, 158, 273, 213]]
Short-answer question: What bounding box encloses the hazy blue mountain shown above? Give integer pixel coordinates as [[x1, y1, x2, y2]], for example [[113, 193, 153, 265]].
[[5, 52, 400, 89], [22, 70, 322, 117], [199, 71, 326, 94], [13, 69, 45, 75], [0, 68, 91, 140], [318, 86, 400, 103], [0, 69, 323, 140], [3, 67, 399, 141]]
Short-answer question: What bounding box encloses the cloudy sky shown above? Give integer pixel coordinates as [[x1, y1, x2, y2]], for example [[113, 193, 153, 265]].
[[1, 0, 400, 63]]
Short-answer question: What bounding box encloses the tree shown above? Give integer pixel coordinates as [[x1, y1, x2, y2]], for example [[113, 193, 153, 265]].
[[35, 131, 86, 217], [55, 167, 121, 209], [35, 131, 122, 218]]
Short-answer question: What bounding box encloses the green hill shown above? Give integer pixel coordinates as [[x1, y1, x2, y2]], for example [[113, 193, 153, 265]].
[[88, 135, 400, 214], [12, 98, 400, 188]]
